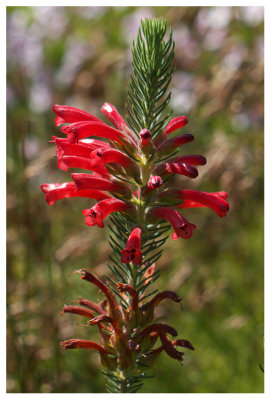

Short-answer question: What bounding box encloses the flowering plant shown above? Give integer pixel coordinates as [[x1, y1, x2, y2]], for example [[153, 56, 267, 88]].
[[41, 18, 229, 393]]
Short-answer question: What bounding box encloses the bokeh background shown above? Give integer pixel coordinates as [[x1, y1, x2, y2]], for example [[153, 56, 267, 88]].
[[7, 6, 264, 393]]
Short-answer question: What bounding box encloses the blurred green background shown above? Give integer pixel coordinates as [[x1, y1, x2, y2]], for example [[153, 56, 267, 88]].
[[6, 6, 264, 393]]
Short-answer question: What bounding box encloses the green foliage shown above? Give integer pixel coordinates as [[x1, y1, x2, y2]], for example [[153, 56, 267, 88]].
[[126, 18, 174, 137]]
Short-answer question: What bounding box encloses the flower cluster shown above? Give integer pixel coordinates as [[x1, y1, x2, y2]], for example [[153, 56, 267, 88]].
[[61, 269, 194, 369], [41, 103, 229, 252]]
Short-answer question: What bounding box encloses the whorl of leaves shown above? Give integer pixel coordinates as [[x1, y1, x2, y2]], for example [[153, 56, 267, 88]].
[[126, 18, 175, 138]]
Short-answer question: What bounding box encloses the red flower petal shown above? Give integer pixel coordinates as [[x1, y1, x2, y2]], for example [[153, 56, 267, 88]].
[[57, 155, 109, 176], [157, 162, 199, 179], [176, 190, 229, 217], [82, 198, 131, 228], [156, 133, 194, 154], [165, 116, 188, 134], [147, 207, 197, 239], [121, 228, 142, 265], [40, 182, 110, 205], [52, 104, 101, 126], [101, 102, 127, 130], [72, 173, 131, 196], [89, 147, 133, 168], [172, 155, 207, 166], [62, 121, 124, 143]]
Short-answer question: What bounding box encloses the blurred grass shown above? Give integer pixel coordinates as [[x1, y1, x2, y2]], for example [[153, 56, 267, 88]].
[[7, 6, 264, 393]]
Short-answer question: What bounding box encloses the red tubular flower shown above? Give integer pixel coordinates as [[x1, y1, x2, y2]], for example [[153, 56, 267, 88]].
[[89, 147, 134, 168], [52, 104, 101, 126], [101, 102, 138, 144], [53, 136, 109, 158], [61, 305, 95, 319], [61, 121, 124, 144], [82, 198, 131, 228], [40, 182, 111, 206], [71, 173, 131, 197], [121, 227, 142, 265], [172, 155, 207, 166], [58, 155, 109, 175], [155, 162, 199, 179], [156, 133, 194, 154], [175, 189, 229, 217], [147, 207, 197, 239], [165, 116, 188, 135], [101, 102, 128, 131]]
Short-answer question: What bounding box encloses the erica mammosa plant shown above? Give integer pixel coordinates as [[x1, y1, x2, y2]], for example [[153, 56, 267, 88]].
[[41, 18, 229, 393]]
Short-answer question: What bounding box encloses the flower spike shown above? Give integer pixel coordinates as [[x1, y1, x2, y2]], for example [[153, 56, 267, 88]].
[[42, 17, 230, 392]]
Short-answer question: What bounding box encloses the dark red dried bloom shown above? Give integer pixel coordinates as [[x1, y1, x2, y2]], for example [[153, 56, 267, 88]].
[[172, 339, 195, 351], [60, 339, 108, 353], [76, 269, 124, 322], [117, 283, 139, 313], [78, 296, 107, 315], [159, 332, 184, 361], [136, 323, 178, 340], [61, 305, 95, 319]]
